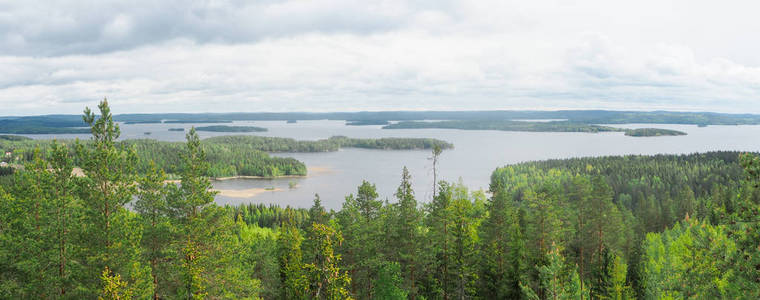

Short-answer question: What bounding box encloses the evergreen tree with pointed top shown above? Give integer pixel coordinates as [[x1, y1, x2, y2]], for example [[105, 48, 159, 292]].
[[135, 161, 173, 299], [387, 166, 423, 299], [75, 99, 152, 298]]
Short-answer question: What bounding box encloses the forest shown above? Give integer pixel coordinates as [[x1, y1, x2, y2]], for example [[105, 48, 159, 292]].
[[1, 101, 760, 299]]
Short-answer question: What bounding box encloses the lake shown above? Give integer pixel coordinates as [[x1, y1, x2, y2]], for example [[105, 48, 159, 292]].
[[21, 121, 760, 209]]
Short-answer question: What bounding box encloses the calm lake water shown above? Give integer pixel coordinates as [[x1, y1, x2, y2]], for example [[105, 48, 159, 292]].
[[22, 121, 760, 209]]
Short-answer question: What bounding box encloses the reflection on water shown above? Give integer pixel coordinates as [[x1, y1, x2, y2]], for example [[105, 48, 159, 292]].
[[22, 120, 760, 209]]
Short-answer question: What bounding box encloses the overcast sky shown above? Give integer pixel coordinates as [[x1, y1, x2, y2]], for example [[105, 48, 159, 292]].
[[1, 0, 759, 115]]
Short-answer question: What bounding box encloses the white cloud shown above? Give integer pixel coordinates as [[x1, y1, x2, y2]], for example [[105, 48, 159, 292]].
[[102, 14, 133, 38], [0, 0, 759, 115]]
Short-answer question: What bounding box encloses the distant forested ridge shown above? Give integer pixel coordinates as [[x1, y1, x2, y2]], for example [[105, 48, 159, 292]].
[[5, 110, 760, 134], [0, 115, 90, 134], [0, 135, 32, 141], [108, 110, 760, 125], [194, 125, 268, 132]]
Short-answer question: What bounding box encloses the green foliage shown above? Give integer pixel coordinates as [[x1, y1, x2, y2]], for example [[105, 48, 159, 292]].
[[230, 203, 310, 228], [642, 219, 739, 299], [135, 161, 174, 299], [387, 166, 424, 298], [278, 210, 309, 299], [98, 267, 133, 300], [236, 219, 279, 299], [75, 99, 153, 298], [304, 223, 353, 299], [373, 262, 408, 300], [521, 243, 585, 300], [124, 137, 307, 178], [171, 127, 260, 298], [337, 181, 385, 299]]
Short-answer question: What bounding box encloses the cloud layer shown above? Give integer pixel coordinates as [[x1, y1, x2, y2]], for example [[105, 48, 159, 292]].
[[1, 0, 759, 115]]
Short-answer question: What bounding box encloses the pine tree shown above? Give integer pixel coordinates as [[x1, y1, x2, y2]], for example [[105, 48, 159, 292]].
[[49, 141, 78, 298], [171, 127, 257, 298], [426, 181, 454, 299], [388, 166, 423, 298], [507, 217, 530, 300], [75, 99, 152, 298], [338, 181, 384, 298], [478, 190, 523, 298], [135, 161, 173, 299], [448, 182, 478, 299]]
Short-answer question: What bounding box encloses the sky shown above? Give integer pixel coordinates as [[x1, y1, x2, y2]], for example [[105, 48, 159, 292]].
[[1, 0, 759, 115]]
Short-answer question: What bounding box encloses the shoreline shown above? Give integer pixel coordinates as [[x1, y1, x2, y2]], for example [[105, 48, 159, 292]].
[[213, 187, 283, 198], [212, 174, 305, 181], [163, 166, 332, 184]]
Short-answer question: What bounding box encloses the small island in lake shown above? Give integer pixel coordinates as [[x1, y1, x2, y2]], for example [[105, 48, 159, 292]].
[[168, 128, 185, 131], [346, 120, 390, 126], [195, 125, 268, 132], [286, 120, 297, 124], [624, 128, 687, 137], [124, 120, 163, 124]]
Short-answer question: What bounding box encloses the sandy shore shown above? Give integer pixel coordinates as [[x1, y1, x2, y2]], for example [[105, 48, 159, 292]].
[[213, 187, 282, 198], [213, 174, 304, 181], [209, 165, 333, 181]]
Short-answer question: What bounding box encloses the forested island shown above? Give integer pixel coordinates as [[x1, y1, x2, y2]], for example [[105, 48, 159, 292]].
[[383, 120, 624, 133], [195, 125, 268, 132], [345, 120, 390, 126], [2, 101, 760, 299], [384, 120, 692, 136], [204, 135, 453, 152], [624, 128, 687, 137], [1, 130, 452, 179], [168, 128, 184, 131]]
